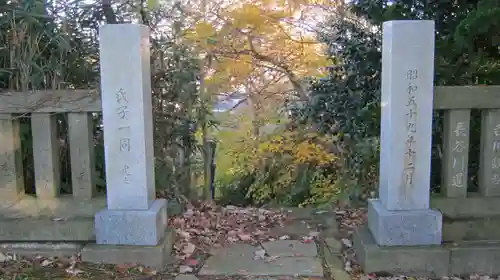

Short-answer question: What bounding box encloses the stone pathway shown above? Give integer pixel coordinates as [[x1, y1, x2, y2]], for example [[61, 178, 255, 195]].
[[175, 207, 349, 280]]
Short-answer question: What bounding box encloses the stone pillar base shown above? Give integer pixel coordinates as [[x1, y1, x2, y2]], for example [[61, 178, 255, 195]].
[[95, 199, 168, 246], [368, 199, 442, 246]]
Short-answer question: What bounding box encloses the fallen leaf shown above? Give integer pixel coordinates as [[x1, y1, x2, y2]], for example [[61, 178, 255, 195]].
[[179, 265, 193, 273], [254, 249, 266, 260], [65, 267, 83, 276], [238, 233, 251, 241], [341, 238, 352, 248], [41, 259, 53, 267], [182, 243, 196, 255]]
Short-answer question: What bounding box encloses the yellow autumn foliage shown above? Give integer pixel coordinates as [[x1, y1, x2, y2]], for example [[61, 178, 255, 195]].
[[182, 0, 332, 92]]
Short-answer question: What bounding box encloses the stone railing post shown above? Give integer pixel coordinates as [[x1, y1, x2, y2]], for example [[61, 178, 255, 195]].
[[94, 24, 167, 246], [368, 20, 442, 246]]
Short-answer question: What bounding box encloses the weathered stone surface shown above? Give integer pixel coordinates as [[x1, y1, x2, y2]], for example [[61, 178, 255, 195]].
[[368, 199, 442, 246], [81, 228, 174, 269], [479, 109, 500, 197], [442, 216, 500, 242], [378, 20, 435, 211], [200, 242, 323, 277], [0, 242, 83, 258], [431, 195, 500, 218], [441, 109, 470, 197], [262, 240, 317, 257], [199, 256, 323, 277], [0, 218, 95, 241], [175, 275, 198, 280], [353, 226, 449, 277], [68, 112, 96, 200], [95, 199, 168, 245], [269, 221, 310, 238], [209, 243, 257, 257], [324, 252, 351, 280], [282, 207, 317, 220], [324, 238, 342, 253], [0, 195, 105, 241], [99, 24, 155, 211], [0, 114, 24, 202], [31, 113, 61, 199], [450, 241, 500, 275]]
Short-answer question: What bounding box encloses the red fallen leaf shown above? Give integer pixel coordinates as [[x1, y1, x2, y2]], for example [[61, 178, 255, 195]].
[[186, 259, 198, 266]]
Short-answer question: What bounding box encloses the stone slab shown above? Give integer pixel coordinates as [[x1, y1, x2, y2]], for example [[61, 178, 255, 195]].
[[0, 217, 95, 241], [199, 256, 323, 277], [175, 275, 199, 280], [269, 220, 311, 238], [368, 199, 442, 246], [201, 242, 322, 277], [323, 251, 351, 280], [450, 241, 500, 275], [262, 240, 317, 257], [431, 195, 500, 218], [324, 238, 342, 254], [0, 195, 105, 242], [353, 226, 450, 277], [81, 228, 174, 270], [442, 216, 500, 242], [95, 199, 167, 246], [0, 242, 83, 258]]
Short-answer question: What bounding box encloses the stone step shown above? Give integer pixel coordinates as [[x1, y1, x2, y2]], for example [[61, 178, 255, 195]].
[[443, 215, 500, 241], [354, 225, 500, 276], [0, 195, 106, 241], [199, 242, 323, 277]]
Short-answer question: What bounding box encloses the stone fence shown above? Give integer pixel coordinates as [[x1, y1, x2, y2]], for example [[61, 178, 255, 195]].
[[0, 24, 171, 269], [354, 20, 500, 277]]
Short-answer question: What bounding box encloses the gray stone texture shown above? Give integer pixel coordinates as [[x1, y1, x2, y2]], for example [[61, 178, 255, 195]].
[[95, 198, 167, 245], [450, 241, 500, 275], [200, 242, 323, 277], [431, 195, 500, 242], [479, 109, 500, 196], [175, 275, 199, 280], [378, 20, 435, 211], [0, 195, 105, 241], [81, 228, 174, 269], [368, 199, 442, 246], [442, 216, 500, 242], [441, 109, 470, 197], [31, 113, 61, 199], [322, 235, 349, 280], [0, 114, 24, 202], [431, 195, 500, 218], [262, 240, 317, 257], [99, 24, 155, 211], [68, 112, 97, 200], [0, 242, 83, 258], [353, 226, 450, 277]]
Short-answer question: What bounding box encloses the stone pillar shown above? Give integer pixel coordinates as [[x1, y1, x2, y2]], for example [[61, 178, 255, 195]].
[[368, 20, 442, 246], [95, 24, 167, 246]]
